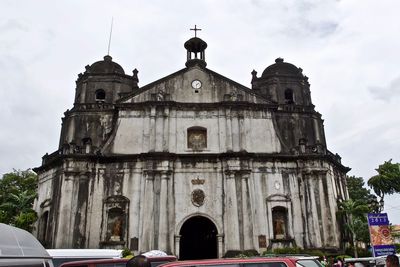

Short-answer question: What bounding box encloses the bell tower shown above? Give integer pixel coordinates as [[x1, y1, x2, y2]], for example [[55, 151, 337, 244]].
[[184, 25, 207, 68]]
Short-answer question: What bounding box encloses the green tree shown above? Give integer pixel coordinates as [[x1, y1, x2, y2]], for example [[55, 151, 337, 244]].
[[347, 176, 379, 212], [0, 169, 38, 232], [367, 160, 400, 211], [337, 199, 370, 258], [346, 176, 379, 244]]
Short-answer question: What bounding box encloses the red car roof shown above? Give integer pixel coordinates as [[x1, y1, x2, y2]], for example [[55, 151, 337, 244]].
[[160, 257, 299, 267], [60, 255, 177, 267]]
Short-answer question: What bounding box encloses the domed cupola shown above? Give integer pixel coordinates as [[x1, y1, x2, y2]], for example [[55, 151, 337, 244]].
[[85, 55, 125, 75], [261, 58, 303, 78], [184, 25, 207, 68], [74, 55, 137, 106], [252, 58, 312, 106]]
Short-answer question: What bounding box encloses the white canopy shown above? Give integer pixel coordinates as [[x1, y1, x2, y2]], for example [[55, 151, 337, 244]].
[[0, 223, 50, 258]]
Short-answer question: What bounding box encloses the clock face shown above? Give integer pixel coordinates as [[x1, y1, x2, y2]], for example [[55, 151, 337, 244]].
[[191, 79, 202, 89]]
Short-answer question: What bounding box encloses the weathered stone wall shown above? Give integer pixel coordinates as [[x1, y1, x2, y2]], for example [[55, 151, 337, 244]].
[[35, 157, 345, 255]]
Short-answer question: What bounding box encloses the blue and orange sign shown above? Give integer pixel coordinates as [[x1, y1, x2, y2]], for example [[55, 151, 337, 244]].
[[367, 213, 395, 256]]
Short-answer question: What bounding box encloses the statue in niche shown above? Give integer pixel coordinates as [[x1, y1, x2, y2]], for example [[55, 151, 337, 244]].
[[157, 90, 165, 101], [273, 212, 286, 239], [229, 89, 238, 101], [109, 216, 123, 241]]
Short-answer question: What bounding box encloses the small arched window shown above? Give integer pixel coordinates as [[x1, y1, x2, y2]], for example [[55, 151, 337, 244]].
[[284, 88, 294, 104], [38, 211, 49, 246], [272, 206, 288, 239], [95, 89, 106, 102], [187, 126, 207, 150]]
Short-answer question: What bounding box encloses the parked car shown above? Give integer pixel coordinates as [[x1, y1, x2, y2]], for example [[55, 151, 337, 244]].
[[47, 249, 123, 267], [61, 253, 176, 267], [154, 256, 322, 267], [59, 258, 129, 267], [0, 223, 54, 267], [344, 256, 388, 267]]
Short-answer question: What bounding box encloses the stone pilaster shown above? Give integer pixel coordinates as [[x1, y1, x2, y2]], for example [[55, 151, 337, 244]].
[[55, 173, 74, 248], [224, 170, 240, 251], [226, 109, 233, 151], [174, 235, 181, 259], [158, 171, 170, 252], [140, 171, 155, 251], [149, 106, 156, 151], [217, 234, 224, 258], [241, 171, 253, 250], [163, 107, 170, 152]]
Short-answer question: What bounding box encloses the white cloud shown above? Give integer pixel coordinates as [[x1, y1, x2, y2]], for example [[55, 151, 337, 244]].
[[369, 75, 400, 102]]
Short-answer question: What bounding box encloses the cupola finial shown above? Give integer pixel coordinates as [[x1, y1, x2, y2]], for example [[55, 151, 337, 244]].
[[190, 25, 202, 38]]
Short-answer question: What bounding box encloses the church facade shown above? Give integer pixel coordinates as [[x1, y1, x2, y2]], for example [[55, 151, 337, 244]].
[[33, 34, 349, 259]]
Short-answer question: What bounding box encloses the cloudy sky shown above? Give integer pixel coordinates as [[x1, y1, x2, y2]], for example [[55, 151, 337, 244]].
[[1, 0, 400, 222]]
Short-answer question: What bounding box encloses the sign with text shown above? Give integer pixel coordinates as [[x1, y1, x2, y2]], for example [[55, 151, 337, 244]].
[[367, 213, 395, 256]]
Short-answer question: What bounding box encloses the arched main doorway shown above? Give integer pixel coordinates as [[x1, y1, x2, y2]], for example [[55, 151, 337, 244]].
[[179, 216, 218, 260]]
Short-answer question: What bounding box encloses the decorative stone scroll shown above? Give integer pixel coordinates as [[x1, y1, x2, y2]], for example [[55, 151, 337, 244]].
[[191, 177, 205, 185]]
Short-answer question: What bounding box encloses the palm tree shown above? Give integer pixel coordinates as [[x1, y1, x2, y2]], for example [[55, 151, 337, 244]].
[[0, 190, 37, 231], [368, 160, 400, 212], [337, 199, 370, 257]]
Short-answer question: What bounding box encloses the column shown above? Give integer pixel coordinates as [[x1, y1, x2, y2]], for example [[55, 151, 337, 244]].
[[226, 109, 233, 151], [55, 173, 74, 248], [141, 171, 155, 251], [218, 108, 226, 151], [163, 107, 169, 152], [149, 107, 156, 151], [313, 117, 321, 142], [238, 112, 245, 151], [241, 171, 253, 250], [158, 171, 170, 252], [142, 109, 150, 152], [174, 235, 181, 259], [217, 234, 224, 258], [232, 112, 240, 151], [155, 108, 163, 151], [168, 109, 177, 152], [224, 171, 240, 251], [130, 171, 142, 254]]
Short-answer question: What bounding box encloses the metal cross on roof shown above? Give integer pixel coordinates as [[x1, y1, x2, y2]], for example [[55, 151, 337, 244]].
[[190, 25, 202, 37]]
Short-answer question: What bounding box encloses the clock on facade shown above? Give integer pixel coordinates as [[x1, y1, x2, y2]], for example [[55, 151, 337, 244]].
[[191, 79, 202, 89]]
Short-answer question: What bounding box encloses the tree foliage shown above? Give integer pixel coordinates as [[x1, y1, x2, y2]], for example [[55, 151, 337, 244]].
[[0, 169, 38, 232], [338, 176, 380, 257], [347, 176, 380, 213], [368, 160, 400, 202]]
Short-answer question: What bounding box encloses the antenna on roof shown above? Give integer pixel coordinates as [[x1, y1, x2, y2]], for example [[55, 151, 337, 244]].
[[107, 17, 114, 55]]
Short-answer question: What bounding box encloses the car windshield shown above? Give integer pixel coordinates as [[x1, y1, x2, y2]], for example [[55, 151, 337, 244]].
[[296, 259, 323, 267]]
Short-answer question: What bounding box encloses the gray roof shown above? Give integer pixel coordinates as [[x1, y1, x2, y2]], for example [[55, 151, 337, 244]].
[[0, 223, 50, 258]]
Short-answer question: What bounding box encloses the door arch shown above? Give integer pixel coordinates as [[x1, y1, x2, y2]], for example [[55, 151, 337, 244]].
[[179, 216, 218, 260]]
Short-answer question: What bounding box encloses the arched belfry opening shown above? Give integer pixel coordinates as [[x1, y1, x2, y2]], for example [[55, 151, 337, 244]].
[[179, 216, 218, 260]]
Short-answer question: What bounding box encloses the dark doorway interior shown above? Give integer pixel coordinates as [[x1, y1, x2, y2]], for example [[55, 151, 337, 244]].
[[179, 216, 218, 260]]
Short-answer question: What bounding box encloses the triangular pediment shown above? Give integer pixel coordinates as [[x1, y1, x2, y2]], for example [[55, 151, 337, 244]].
[[119, 66, 271, 104]]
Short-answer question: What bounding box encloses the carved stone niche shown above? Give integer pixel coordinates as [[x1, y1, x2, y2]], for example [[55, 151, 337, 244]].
[[100, 195, 130, 249], [187, 126, 207, 150]]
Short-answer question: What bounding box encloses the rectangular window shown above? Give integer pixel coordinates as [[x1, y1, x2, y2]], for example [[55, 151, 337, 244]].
[[243, 262, 288, 267]]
